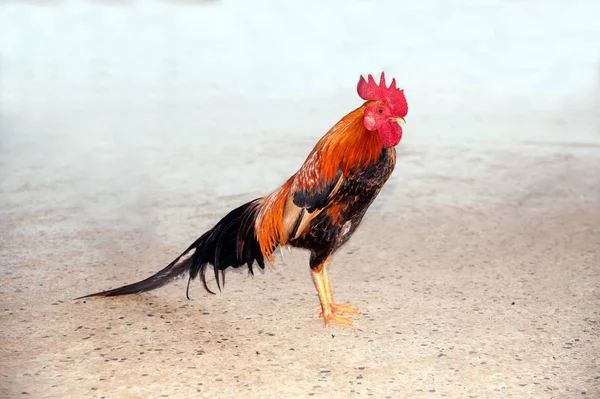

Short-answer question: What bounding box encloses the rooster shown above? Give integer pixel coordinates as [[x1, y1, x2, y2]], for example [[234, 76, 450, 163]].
[[79, 72, 408, 326]]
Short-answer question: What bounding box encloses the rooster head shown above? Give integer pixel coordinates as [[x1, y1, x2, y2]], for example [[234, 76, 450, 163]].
[[357, 72, 408, 148]]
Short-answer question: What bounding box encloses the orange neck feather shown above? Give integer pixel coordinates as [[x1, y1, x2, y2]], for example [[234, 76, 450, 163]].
[[309, 103, 382, 181]]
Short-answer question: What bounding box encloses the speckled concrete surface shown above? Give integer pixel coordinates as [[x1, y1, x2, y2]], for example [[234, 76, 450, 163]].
[[1, 142, 599, 398]]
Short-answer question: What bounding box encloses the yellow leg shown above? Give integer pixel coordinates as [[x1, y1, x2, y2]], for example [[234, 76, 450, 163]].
[[322, 265, 360, 315], [311, 260, 360, 326]]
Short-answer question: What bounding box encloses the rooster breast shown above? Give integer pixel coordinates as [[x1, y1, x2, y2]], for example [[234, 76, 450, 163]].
[[289, 147, 396, 268]]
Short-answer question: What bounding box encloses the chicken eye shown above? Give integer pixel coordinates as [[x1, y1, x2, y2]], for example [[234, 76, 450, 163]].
[[377, 109, 383, 114]]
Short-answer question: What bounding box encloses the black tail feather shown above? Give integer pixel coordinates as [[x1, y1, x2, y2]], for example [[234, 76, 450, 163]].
[[75, 255, 193, 299], [77, 199, 266, 300]]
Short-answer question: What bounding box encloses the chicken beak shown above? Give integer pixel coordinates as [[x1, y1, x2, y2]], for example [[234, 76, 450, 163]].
[[393, 117, 406, 125]]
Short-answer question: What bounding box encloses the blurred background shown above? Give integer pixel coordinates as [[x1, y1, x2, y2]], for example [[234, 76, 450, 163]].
[[2, 0, 599, 198], [1, 0, 599, 252]]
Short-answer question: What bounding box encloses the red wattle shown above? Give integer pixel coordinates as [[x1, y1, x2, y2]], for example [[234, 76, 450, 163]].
[[377, 122, 402, 147]]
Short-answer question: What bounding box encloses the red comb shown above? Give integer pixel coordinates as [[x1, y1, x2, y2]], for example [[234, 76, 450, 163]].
[[357, 72, 408, 116]]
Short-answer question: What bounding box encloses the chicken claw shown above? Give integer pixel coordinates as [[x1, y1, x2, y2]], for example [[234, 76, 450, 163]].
[[317, 302, 360, 315], [330, 303, 360, 314], [322, 313, 355, 326]]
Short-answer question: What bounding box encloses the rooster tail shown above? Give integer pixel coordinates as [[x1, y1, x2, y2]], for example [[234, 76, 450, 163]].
[[76, 199, 267, 300], [75, 255, 193, 299]]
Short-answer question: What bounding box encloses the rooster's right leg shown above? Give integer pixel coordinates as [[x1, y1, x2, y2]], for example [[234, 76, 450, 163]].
[[311, 256, 355, 326], [321, 264, 360, 315]]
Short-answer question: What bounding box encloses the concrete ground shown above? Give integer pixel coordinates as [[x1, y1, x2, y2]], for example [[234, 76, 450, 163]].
[[1, 138, 599, 398]]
